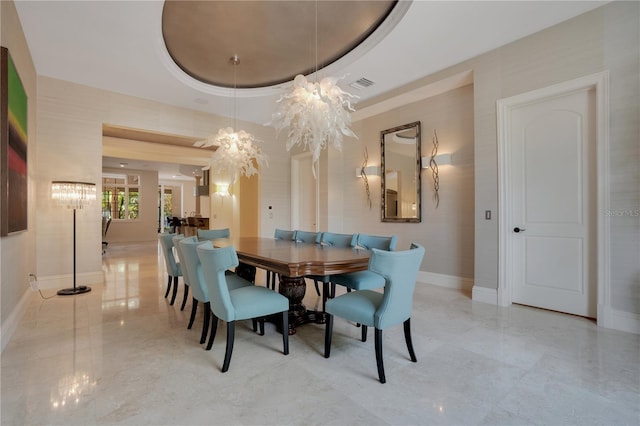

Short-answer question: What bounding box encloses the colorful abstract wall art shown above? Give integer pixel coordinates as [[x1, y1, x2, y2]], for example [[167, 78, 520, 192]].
[[1, 46, 28, 236]]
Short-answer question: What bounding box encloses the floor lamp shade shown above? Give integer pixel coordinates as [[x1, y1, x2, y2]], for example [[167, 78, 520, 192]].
[[51, 181, 97, 209], [51, 181, 97, 295]]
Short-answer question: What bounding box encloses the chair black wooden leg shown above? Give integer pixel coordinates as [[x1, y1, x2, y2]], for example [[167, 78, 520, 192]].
[[259, 319, 265, 336], [170, 276, 179, 305], [200, 302, 210, 344], [187, 298, 197, 329], [180, 284, 189, 311], [375, 328, 386, 384], [361, 325, 368, 342], [221, 321, 235, 372], [322, 282, 329, 312], [282, 311, 289, 355], [206, 314, 219, 350], [324, 314, 333, 358], [403, 318, 417, 362], [313, 279, 321, 296], [164, 276, 172, 298], [252, 319, 258, 332], [330, 282, 336, 298]]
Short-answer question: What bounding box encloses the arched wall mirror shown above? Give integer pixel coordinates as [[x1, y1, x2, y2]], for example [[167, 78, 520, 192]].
[[381, 121, 421, 223]]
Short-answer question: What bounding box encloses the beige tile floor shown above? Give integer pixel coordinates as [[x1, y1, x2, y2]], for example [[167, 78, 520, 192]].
[[2, 241, 639, 425]]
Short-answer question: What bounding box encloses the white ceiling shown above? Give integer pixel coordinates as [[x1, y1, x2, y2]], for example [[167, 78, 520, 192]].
[[14, 0, 607, 179]]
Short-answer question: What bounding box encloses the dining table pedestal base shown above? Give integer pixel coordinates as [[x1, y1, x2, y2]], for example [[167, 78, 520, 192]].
[[278, 275, 325, 335]]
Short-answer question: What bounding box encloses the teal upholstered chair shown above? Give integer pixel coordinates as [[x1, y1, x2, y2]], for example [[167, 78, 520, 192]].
[[158, 233, 182, 305], [197, 228, 230, 240], [329, 234, 398, 298], [320, 232, 356, 248], [266, 229, 296, 290], [293, 230, 322, 295], [313, 232, 356, 310], [179, 238, 255, 346], [293, 230, 321, 244], [172, 234, 193, 311], [324, 243, 425, 383], [178, 237, 213, 344], [274, 228, 295, 241], [197, 242, 290, 372]]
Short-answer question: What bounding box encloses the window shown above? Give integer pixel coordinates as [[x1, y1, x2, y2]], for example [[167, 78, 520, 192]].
[[102, 174, 140, 220], [162, 188, 173, 221]]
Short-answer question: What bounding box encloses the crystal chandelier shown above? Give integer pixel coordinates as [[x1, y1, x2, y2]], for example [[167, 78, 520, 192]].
[[195, 56, 267, 191], [271, 1, 357, 175]]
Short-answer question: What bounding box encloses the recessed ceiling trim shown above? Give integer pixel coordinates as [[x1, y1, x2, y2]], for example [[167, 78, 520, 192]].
[[102, 124, 205, 148], [155, 1, 412, 99], [351, 70, 474, 122], [103, 137, 211, 167]]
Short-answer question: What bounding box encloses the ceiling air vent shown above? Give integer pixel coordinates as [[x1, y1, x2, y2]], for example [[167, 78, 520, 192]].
[[349, 77, 375, 90]]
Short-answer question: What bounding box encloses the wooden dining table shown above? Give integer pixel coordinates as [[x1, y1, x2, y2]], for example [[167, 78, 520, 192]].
[[213, 237, 371, 334]]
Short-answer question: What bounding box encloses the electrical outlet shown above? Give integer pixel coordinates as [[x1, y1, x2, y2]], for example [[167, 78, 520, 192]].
[[28, 274, 39, 291]]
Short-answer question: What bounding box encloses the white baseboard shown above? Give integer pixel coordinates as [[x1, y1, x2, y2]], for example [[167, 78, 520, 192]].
[[2, 271, 105, 352], [33, 271, 105, 290], [599, 305, 640, 335], [472, 285, 498, 305], [417, 271, 473, 291], [1, 288, 31, 353]]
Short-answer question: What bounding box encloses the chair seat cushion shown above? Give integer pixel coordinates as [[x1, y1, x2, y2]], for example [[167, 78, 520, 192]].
[[325, 290, 382, 326], [230, 286, 289, 321], [331, 270, 385, 290]]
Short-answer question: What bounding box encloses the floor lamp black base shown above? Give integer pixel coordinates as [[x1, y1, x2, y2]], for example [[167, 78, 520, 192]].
[[57, 286, 92, 296]]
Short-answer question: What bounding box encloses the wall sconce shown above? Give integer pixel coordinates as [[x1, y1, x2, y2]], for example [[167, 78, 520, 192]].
[[421, 130, 450, 208], [355, 166, 380, 178], [213, 183, 230, 196], [421, 153, 452, 168]]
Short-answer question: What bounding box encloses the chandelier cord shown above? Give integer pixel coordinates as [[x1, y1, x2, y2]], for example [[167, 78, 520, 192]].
[[314, 0, 318, 82], [193, 54, 268, 182], [232, 55, 238, 131]]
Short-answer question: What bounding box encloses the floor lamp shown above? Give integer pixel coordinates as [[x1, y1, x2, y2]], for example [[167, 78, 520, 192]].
[[51, 181, 97, 296]]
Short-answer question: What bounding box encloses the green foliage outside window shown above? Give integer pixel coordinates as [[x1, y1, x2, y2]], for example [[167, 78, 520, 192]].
[[102, 174, 140, 220], [163, 190, 173, 222]]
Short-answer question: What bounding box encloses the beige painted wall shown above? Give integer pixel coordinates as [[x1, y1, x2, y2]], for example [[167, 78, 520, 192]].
[[331, 1, 639, 316], [0, 0, 37, 347], [102, 167, 158, 243], [239, 174, 260, 237], [34, 76, 280, 288], [335, 84, 476, 279]]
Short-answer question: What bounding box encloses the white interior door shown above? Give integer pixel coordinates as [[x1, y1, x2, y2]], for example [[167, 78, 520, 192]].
[[509, 87, 596, 317], [291, 153, 318, 231]]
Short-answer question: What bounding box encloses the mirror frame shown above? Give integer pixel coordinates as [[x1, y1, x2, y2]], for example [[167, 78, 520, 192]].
[[380, 121, 422, 223]]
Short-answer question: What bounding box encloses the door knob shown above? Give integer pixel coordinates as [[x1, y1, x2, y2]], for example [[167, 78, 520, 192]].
[[513, 227, 526, 233]]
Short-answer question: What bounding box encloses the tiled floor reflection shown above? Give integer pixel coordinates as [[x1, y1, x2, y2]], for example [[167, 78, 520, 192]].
[[2, 241, 639, 425]]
